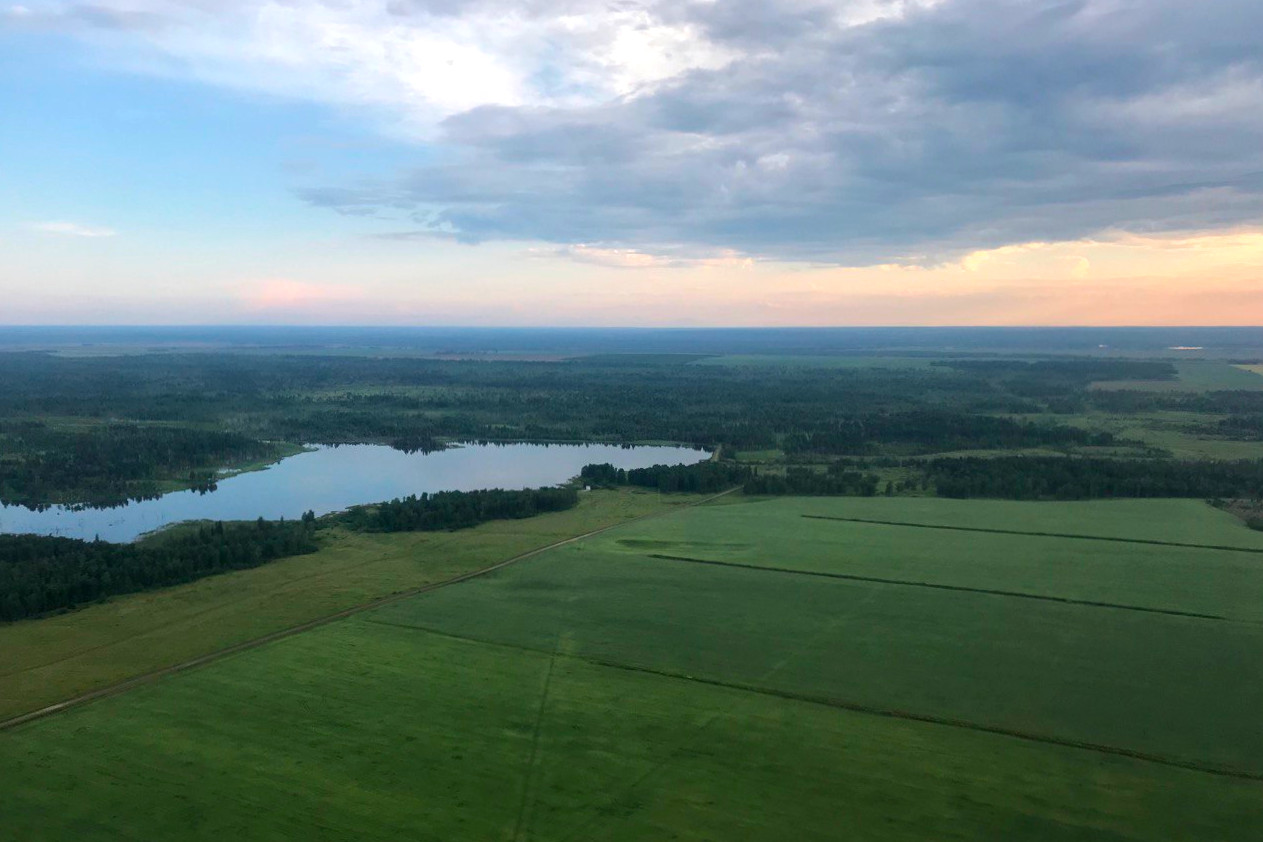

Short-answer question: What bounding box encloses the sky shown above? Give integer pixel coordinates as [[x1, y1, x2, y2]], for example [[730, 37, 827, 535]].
[[1, 0, 1261, 327]]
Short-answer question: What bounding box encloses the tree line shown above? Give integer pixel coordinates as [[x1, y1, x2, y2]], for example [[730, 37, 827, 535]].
[[2, 351, 1257, 515], [0, 485, 592, 624], [0, 352, 1194, 507], [935, 359, 1176, 394], [0, 515, 317, 623], [0, 421, 280, 507], [926, 456, 1263, 500], [744, 466, 881, 496], [779, 410, 1117, 456], [581, 461, 880, 497], [340, 487, 580, 533], [580, 462, 753, 493], [1214, 415, 1263, 440]]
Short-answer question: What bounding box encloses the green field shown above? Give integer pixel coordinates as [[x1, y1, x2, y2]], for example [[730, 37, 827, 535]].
[[1092, 359, 1263, 391], [1025, 409, 1263, 460], [3, 496, 1261, 839], [0, 488, 694, 722]]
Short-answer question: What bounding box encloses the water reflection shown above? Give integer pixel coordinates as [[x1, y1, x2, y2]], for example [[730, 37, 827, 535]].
[[0, 442, 706, 542]]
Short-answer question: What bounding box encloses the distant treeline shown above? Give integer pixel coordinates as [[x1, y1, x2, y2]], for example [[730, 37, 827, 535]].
[[341, 487, 580, 533], [1091, 390, 1263, 415], [0, 421, 279, 507], [744, 466, 881, 496], [927, 457, 1263, 500], [0, 350, 1254, 511], [1214, 415, 1263, 440], [780, 410, 1116, 455], [0, 353, 1153, 495], [936, 359, 1175, 384], [0, 516, 317, 623], [580, 462, 751, 493], [581, 461, 880, 497]]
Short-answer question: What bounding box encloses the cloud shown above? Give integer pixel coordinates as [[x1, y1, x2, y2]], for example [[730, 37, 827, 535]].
[[29, 221, 117, 238], [547, 244, 673, 269], [18, 0, 735, 134], [30, 0, 1263, 264], [539, 244, 758, 270], [240, 279, 365, 310], [370, 229, 467, 243]]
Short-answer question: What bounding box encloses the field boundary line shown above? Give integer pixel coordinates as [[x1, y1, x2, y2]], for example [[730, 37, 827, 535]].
[[803, 514, 1263, 554], [512, 642, 559, 842], [645, 554, 1228, 621], [0, 488, 739, 734], [584, 659, 1263, 782], [349, 621, 1263, 782]]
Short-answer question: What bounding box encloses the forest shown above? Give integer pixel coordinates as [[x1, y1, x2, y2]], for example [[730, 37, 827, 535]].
[[778, 410, 1119, 456], [0, 516, 318, 622], [4, 349, 1263, 623], [340, 487, 580, 533], [579, 461, 882, 496], [0, 421, 283, 506], [1213, 415, 1263, 440], [926, 456, 1263, 500], [580, 461, 754, 493], [0, 352, 1180, 506], [744, 466, 882, 496]]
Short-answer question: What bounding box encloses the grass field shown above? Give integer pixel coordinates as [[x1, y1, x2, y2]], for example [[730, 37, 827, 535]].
[[375, 499, 1263, 769], [3, 495, 1261, 839], [1092, 359, 1263, 391], [1030, 410, 1263, 460], [0, 488, 695, 722]]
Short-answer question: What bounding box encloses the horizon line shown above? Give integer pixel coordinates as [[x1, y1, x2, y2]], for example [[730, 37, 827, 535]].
[[2, 324, 1262, 332]]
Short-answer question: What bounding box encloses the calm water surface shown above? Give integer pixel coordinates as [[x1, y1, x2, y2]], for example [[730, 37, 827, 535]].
[[0, 443, 706, 542]]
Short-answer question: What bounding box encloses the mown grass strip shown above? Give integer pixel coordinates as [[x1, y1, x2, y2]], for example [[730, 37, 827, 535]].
[[362, 621, 1263, 782], [646, 554, 1228, 621], [512, 644, 558, 842], [803, 514, 1263, 554]]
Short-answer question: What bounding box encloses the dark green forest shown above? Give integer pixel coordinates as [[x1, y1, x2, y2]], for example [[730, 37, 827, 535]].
[[3, 348, 1263, 622], [0, 421, 283, 506], [340, 487, 580, 533], [926, 456, 1263, 501], [580, 462, 753, 493], [779, 410, 1119, 456], [0, 517, 318, 622], [0, 352, 1182, 506]]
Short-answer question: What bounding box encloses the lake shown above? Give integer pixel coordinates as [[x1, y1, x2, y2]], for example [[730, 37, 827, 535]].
[[0, 442, 707, 543]]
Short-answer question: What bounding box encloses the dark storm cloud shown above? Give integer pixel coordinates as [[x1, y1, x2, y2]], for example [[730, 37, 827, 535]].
[[299, 0, 1263, 263]]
